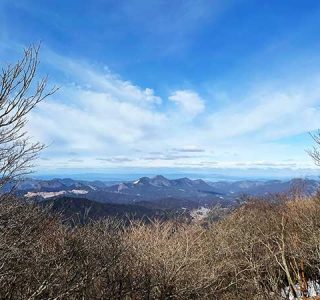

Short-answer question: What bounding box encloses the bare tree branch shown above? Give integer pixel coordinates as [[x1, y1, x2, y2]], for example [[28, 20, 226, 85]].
[[0, 44, 58, 187], [307, 131, 320, 166]]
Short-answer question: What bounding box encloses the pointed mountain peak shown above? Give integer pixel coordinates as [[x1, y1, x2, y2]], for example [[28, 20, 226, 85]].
[[133, 176, 151, 185]]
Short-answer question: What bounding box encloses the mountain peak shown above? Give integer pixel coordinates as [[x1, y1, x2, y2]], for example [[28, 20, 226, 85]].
[[150, 175, 171, 187], [193, 179, 207, 185], [133, 177, 151, 186], [152, 175, 168, 180]]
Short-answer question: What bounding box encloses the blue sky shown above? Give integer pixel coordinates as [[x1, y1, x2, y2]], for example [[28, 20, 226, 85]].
[[1, 0, 320, 178]]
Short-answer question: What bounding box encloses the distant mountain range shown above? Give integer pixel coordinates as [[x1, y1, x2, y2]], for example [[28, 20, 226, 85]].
[[3, 175, 320, 221], [4, 175, 225, 206], [207, 178, 320, 197], [4, 175, 320, 202]]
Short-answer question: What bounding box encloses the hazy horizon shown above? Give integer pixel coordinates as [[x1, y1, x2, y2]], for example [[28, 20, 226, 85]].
[[32, 167, 320, 182]]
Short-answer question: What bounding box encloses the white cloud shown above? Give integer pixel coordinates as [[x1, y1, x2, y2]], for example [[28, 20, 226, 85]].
[[29, 88, 167, 153], [169, 90, 205, 116], [43, 49, 162, 107], [27, 51, 171, 160], [202, 83, 320, 141], [23, 49, 320, 172]]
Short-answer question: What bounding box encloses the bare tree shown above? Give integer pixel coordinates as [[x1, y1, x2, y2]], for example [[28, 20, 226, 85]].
[[307, 131, 320, 166], [0, 44, 57, 186]]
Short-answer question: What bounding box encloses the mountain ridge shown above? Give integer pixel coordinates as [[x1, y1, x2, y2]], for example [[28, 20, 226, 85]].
[[4, 175, 319, 208]]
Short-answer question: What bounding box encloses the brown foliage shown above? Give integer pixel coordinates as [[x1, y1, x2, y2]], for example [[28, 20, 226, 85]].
[[2, 194, 320, 299]]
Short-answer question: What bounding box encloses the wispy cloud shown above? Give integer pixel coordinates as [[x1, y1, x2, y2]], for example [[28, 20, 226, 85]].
[[68, 159, 84, 163], [29, 52, 169, 154], [172, 146, 206, 153], [205, 85, 320, 148], [119, 0, 230, 55], [96, 157, 134, 163], [22, 48, 320, 172]]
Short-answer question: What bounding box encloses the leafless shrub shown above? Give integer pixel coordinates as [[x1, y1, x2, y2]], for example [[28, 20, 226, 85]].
[[204, 204, 232, 224], [123, 220, 223, 299], [0, 197, 129, 299], [3, 192, 320, 299]]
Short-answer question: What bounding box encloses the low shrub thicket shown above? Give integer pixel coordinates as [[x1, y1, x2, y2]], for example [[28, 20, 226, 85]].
[[1, 194, 320, 299]]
